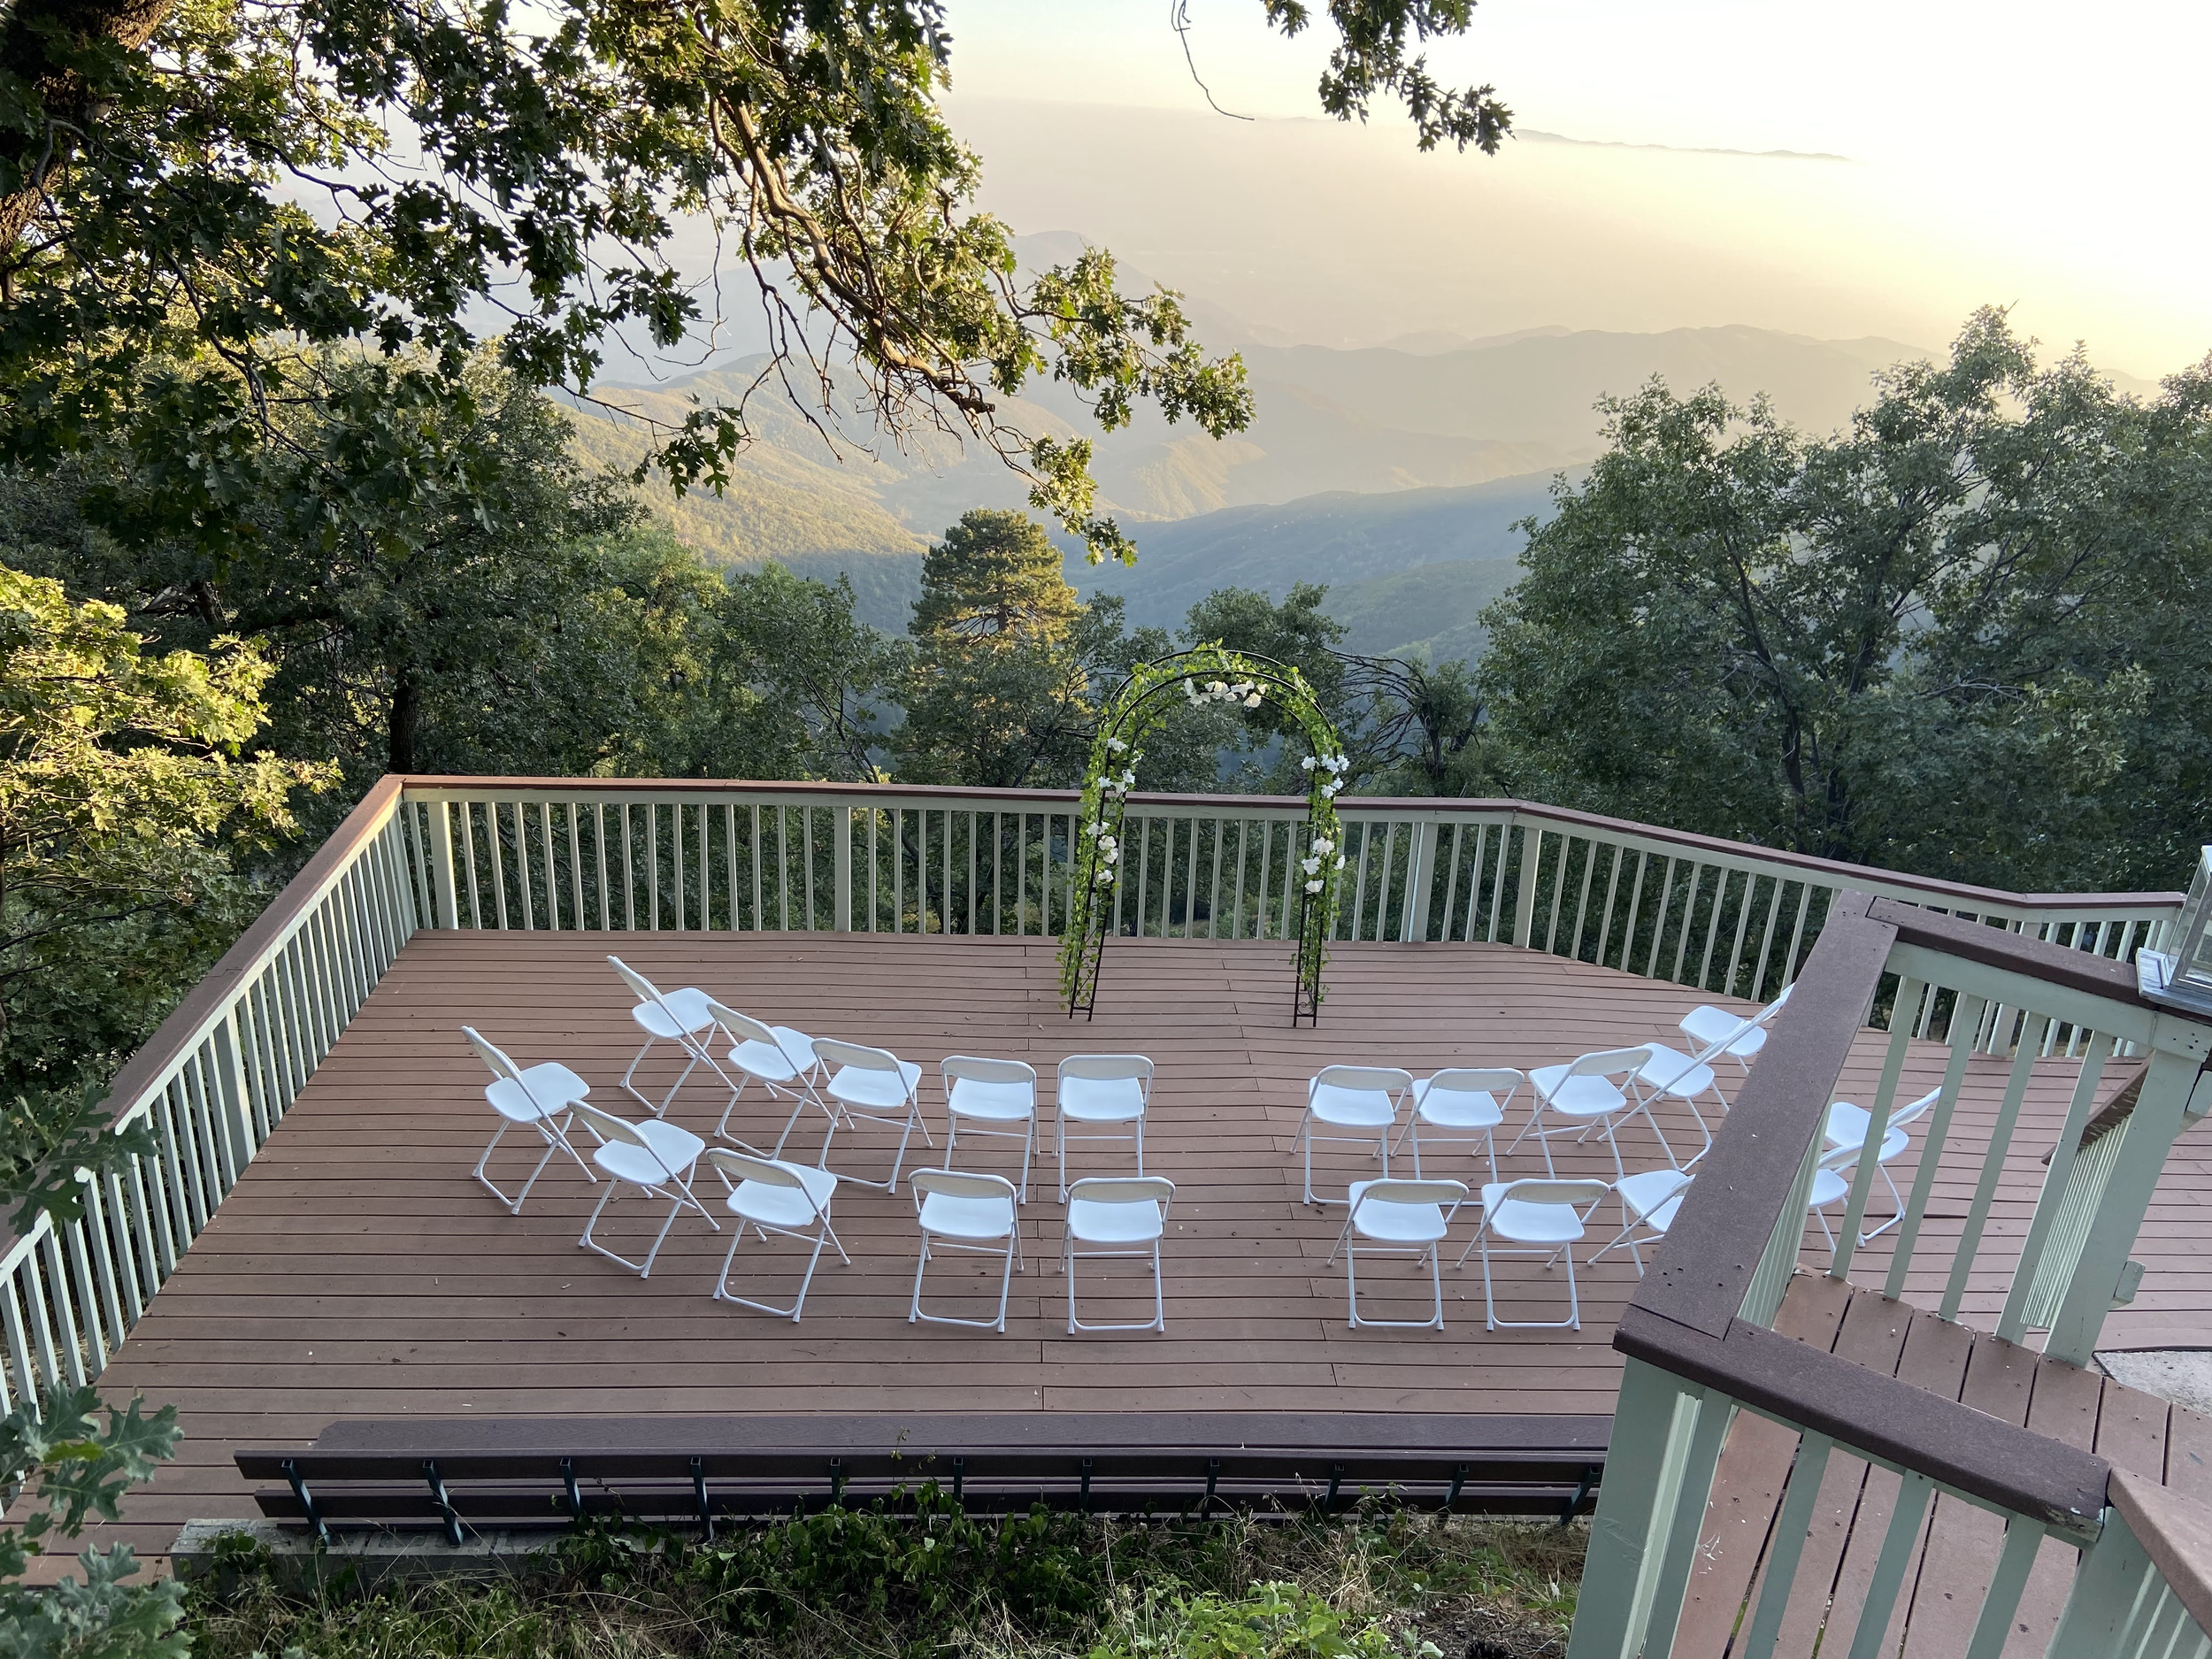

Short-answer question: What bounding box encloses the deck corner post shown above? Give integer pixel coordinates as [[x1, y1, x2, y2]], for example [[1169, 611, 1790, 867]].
[[1400, 820, 1435, 942], [1565, 1358, 1709, 1659], [833, 804, 853, 932], [427, 797, 460, 930], [1513, 824, 1542, 950]]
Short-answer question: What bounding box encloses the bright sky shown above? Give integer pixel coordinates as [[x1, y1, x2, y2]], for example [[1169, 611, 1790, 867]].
[[934, 0, 2212, 379]]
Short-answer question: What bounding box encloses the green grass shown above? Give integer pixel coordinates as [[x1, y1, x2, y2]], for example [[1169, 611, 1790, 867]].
[[182, 1498, 1584, 1659]]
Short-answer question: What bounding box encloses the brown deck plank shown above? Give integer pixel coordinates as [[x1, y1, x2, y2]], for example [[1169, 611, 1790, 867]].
[[1670, 1271, 1854, 1655], [1900, 1331, 2039, 1658], [78, 931, 1721, 1563], [2092, 1378, 2171, 1482], [2002, 1356, 2107, 1659], [1820, 1299, 1972, 1659], [44, 924, 2212, 1586], [1770, 1285, 1916, 1656]]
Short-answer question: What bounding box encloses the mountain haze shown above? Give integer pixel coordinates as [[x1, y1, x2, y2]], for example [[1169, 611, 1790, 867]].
[[576, 309, 1944, 652]]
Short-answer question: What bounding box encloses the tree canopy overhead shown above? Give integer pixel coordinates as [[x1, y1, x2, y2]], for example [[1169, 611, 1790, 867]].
[[0, 0, 1511, 563]]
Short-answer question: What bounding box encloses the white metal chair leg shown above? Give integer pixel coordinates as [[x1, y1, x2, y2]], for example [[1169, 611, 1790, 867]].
[[713, 1216, 848, 1321], [475, 1122, 577, 1215], [910, 1232, 1018, 1333]]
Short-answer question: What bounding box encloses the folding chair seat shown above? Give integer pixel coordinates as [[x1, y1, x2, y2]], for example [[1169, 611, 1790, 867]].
[[1296, 1065, 1413, 1206], [1678, 984, 1794, 1083], [1508, 1048, 1673, 1181], [702, 1148, 847, 1321], [572, 1102, 717, 1278], [1055, 1055, 1154, 1199], [810, 1038, 932, 1191], [1064, 1176, 1174, 1334], [701, 998, 818, 1149], [607, 956, 728, 1116], [462, 1026, 595, 1214], [1330, 1179, 1468, 1331], [909, 1169, 1022, 1333], [942, 1056, 1040, 1202], [1394, 1069, 1522, 1184], [1812, 1087, 1939, 1248], [1457, 1179, 1609, 1330], [1587, 1168, 1695, 1276]]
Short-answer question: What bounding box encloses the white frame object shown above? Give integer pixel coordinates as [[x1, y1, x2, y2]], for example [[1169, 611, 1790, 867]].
[[461, 1025, 595, 1214], [1296, 1065, 1415, 1207], [1329, 1177, 1469, 1332], [1063, 1175, 1176, 1335], [572, 1100, 718, 1278], [908, 1168, 1024, 1333], [702, 1146, 848, 1321], [1458, 1178, 1609, 1330]]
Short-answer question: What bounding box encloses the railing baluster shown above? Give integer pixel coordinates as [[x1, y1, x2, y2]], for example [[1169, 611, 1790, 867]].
[[1942, 1017, 2050, 1319]]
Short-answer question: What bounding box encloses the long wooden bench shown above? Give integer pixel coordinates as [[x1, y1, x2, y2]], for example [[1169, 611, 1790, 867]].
[[237, 1411, 1610, 1540]]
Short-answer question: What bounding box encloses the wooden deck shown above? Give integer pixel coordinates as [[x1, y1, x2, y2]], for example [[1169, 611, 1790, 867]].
[[65, 929, 2212, 1563], [1678, 1271, 2212, 1659]]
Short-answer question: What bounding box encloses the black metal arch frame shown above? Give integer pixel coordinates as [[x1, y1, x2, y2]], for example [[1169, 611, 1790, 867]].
[[1066, 649, 1343, 1026]]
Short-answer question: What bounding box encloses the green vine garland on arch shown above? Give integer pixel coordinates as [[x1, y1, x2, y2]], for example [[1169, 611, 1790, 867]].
[[1059, 645, 1350, 1024]]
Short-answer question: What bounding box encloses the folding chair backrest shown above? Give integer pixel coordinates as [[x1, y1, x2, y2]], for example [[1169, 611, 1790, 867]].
[[942, 1056, 1038, 1088], [1681, 1016, 1759, 1068], [1890, 1086, 1942, 1131], [910, 1168, 1018, 1204], [464, 1025, 551, 1115], [703, 1147, 806, 1192], [1425, 1067, 1522, 1099], [1357, 1179, 1467, 1209], [607, 956, 677, 1018], [463, 1025, 523, 1086], [1569, 1048, 1654, 1079], [814, 1036, 903, 1076], [1494, 1178, 1609, 1208], [573, 1102, 655, 1162], [1059, 1054, 1154, 1084], [1068, 1176, 1175, 1209], [1313, 1064, 1414, 1095], [702, 997, 779, 1050]]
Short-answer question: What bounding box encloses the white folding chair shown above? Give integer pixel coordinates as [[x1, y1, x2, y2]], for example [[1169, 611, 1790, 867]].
[[572, 1101, 718, 1278], [1809, 1086, 1941, 1252], [909, 1169, 1022, 1333], [1296, 1065, 1414, 1206], [1393, 1069, 1523, 1184], [810, 1037, 933, 1191], [1055, 1055, 1154, 1199], [1587, 1168, 1695, 1276], [1507, 1048, 1672, 1182], [701, 998, 818, 1149], [1329, 1179, 1469, 1331], [942, 1056, 1040, 1202], [1064, 1176, 1175, 1334], [1457, 1179, 1609, 1330], [1678, 984, 1795, 1083], [462, 1026, 595, 1214], [702, 1147, 847, 1321], [607, 956, 728, 1116], [1627, 1026, 1733, 1161]]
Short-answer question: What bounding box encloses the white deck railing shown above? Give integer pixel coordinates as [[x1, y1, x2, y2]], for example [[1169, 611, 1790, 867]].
[[0, 777, 2184, 1413]]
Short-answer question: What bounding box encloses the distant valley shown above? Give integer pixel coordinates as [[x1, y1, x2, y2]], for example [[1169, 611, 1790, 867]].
[[572, 297, 1938, 659]]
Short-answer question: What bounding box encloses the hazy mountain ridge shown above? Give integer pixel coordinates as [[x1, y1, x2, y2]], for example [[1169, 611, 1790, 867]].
[[570, 311, 1956, 654]]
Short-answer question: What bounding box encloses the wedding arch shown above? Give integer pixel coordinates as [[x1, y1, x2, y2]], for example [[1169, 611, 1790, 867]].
[[1058, 646, 1350, 1025]]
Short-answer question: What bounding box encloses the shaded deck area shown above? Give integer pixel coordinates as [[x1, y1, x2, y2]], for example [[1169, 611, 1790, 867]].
[[72, 930, 2212, 1561]]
